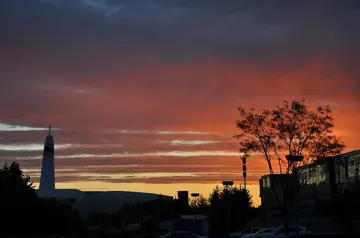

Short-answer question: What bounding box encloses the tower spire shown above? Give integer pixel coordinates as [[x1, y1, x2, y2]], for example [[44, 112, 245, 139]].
[[40, 124, 55, 195]]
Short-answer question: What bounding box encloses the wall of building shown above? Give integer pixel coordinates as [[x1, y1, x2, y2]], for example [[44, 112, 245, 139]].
[[260, 151, 360, 210], [260, 174, 297, 210]]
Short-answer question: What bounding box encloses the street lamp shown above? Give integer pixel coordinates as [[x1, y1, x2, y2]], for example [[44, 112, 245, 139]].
[[286, 155, 304, 162], [222, 181, 234, 238], [191, 193, 200, 206], [191, 193, 200, 198], [191, 193, 200, 234], [285, 154, 304, 236], [222, 181, 234, 187]]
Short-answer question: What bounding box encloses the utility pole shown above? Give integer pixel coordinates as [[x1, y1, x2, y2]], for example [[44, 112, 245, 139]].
[[242, 156, 247, 189], [191, 193, 200, 234], [222, 181, 234, 238]]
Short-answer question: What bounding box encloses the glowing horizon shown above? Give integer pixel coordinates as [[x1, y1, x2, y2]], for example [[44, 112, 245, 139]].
[[0, 1, 359, 205]]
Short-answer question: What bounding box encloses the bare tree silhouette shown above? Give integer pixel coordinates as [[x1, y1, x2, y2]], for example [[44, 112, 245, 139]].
[[235, 100, 345, 228]]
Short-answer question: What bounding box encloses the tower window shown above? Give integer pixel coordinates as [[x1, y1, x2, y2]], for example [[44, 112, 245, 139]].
[[44, 144, 54, 152]]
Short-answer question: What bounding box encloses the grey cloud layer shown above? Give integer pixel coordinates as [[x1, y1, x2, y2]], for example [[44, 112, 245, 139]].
[[1, 0, 359, 130], [0, 125, 245, 183], [1, 0, 359, 76], [1, 0, 359, 95]]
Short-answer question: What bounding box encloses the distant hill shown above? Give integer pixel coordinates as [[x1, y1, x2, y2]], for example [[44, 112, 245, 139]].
[[36, 189, 172, 217]]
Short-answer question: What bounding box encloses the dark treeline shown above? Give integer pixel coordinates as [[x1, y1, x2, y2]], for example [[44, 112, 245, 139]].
[[207, 186, 255, 237], [88, 185, 256, 238], [0, 161, 255, 237], [0, 162, 84, 237], [3, 160, 360, 237]]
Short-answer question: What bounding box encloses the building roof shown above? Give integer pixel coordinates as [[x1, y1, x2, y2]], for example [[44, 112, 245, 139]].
[[338, 150, 360, 158], [260, 150, 360, 178], [260, 173, 293, 179]]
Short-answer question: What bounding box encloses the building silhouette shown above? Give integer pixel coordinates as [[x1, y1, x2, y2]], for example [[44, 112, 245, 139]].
[[177, 191, 189, 207], [259, 150, 360, 231], [35, 125, 172, 217], [39, 125, 55, 196], [259, 150, 360, 210]]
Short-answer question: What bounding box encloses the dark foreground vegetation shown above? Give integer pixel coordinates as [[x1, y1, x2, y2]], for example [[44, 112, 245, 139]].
[[0, 162, 84, 237], [0, 161, 255, 238]]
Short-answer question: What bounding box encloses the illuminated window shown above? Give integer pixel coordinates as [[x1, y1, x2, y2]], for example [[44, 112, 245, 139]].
[[308, 168, 317, 184], [348, 155, 360, 178], [299, 168, 310, 185], [263, 177, 271, 188], [298, 166, 325, 185], [315, 166, 326, 183]]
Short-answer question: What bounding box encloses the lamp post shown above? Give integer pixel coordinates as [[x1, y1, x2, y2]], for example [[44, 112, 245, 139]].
[[285, 154, 304, 236], [242, 156, 247, 189], [222, 180, 234, 188], [191, 193, 200, 198], [191, 193, 200, 234], [191, 193, 200, 207], [222, 181, 234, 238], [285, 155, 304, 162]]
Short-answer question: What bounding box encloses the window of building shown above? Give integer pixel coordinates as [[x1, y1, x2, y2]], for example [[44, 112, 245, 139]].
[[315, 165, 326, 183], [263, 177, 271, 188], [299, 168, 310, 185], [44, 144, 54, 153], [305, 168, 317, 185], [298, 165, 326, 185], [348, 155, 360, 178]]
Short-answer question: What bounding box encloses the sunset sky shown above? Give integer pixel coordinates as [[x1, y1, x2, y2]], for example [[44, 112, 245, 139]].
[[1, 0, 360, 207]]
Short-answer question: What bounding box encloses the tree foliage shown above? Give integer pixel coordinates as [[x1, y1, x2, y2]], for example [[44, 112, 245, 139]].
[[190, 195, 208, 208], [0, 162, 38, 234], [0, 161, 36, 198], [0, 161, 83, 236], [209, 185, 252, 237], [235, 100, 345, 174]]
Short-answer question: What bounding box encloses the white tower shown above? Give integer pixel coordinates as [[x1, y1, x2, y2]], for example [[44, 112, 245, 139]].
[[39, 125, 55, 195]]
